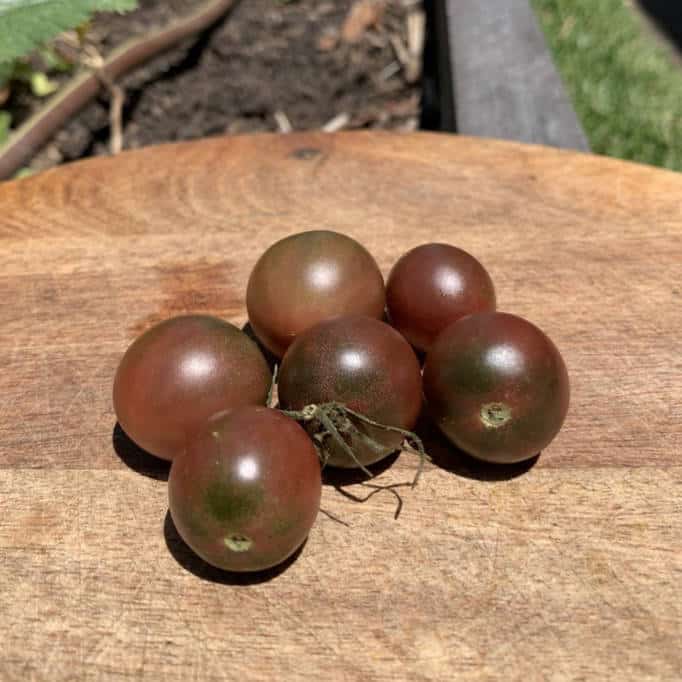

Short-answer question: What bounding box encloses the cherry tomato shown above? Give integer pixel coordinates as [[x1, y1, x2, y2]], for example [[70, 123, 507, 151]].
[[246, 230, 386, 358], [423, 312, 569, 463], [386, 243, 496, 352], [278, 315, 423, 468], [113, 315, 271, 461], [168, 406, 321, 572]]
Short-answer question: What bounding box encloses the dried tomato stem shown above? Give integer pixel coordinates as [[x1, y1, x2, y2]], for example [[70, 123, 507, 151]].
[[280, 401, 426, 487], [341, 405, 426, 487], [335, 482, 411, 520], [321, 412, 378, 476]]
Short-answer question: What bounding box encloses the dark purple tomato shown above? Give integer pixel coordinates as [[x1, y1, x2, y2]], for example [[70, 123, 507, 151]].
[[386, 243, 496, 352], [246, 230, 386, 358], [423, 312, 569, 464], [113, 315, 271, 461], [169, 406, 321, 572], [278, 315, 423, 468]]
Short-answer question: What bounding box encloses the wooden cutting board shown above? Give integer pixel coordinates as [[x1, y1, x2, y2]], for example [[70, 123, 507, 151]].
[[1, 131, 680, 681]]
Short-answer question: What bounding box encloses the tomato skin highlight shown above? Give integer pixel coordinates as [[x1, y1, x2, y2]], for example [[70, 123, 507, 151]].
[[423, 312, 569, 464], [246, 230, 386, 358], [169, 406, 321, 572], [386, 243, 496, 352], [278, 315, 423, 468], [113, 315, 271, 461]]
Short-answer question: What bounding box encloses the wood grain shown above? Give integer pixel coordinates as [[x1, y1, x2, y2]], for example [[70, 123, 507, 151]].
[[442, 0, 590, 150], [0, 131, 680, 680]]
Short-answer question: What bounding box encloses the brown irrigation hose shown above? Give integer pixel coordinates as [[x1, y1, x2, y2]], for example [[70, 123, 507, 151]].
[[0, 0, 237, 181]]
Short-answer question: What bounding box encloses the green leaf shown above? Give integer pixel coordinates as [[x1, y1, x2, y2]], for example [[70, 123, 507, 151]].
[[0, 0, 138, 63], [0, 109, 11, 145], [30, 70, 59, 96]]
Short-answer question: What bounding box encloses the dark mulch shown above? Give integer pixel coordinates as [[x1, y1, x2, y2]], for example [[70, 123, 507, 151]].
[[7, 0, 423, 174]]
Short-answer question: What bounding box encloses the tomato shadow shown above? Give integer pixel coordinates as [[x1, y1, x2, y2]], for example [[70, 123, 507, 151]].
[[163, 510, 304, 585], [241, 322, 279, 373], [417, 413, 539, 482], [112, 423, 171, 481], [321, 450, 400, 487]]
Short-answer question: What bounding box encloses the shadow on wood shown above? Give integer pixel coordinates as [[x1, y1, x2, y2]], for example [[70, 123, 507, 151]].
[[163, 510, 305, 585], [112, 422, 171, 481], [417, 412, 540, 481], [321, 450, 400, 487], [323, 452, 409, 521]]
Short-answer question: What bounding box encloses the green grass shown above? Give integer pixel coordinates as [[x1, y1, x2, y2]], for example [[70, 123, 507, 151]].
[[532, 0, 682, 171]]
